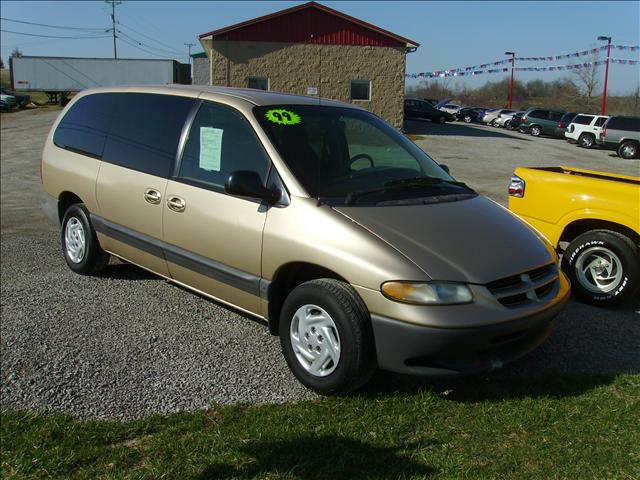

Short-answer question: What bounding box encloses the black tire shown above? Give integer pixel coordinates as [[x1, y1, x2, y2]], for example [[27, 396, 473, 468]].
[[463, 115, 472, 123], [529, 125, 542, 137], [561, 230, 639, 306], [61, 203, 110, 275], [578, 133, 595, 149], [437, 115, 446, 124], [617, 141, 639, 159], [279, 279, 377, 394], [504, 120, 511, 128]]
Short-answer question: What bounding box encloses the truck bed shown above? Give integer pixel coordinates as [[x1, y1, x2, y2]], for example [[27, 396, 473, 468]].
[[528, 166, 640, 185]]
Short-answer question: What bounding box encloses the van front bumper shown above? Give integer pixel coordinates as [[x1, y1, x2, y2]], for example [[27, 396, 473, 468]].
[[367, 274, 570, 376]]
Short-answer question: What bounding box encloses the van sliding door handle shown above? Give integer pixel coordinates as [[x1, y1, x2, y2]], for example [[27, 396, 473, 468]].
[[143, 188, 162, 205], [167, 195, 186, 213]]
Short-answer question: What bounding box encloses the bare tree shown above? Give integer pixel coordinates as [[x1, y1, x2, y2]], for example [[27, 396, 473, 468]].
[[10, 48, 23, 58], [572, 50, 599, 97]]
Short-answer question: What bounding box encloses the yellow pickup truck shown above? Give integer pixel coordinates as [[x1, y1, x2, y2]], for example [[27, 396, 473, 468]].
[[508, 166, 639, 306]]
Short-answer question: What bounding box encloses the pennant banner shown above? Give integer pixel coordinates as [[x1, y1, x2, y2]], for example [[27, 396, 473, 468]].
[[407, 45, 640, 79], [516, 44, 638, 61], [406, 58, 639, 78], [515, 58, 639, 71]]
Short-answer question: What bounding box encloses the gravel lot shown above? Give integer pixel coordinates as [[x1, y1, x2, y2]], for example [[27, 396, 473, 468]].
[[1, 108, 639, 420]]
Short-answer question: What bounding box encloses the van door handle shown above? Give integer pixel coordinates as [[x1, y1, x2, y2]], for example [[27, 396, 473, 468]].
[[143, 188, 162, 205], [167, 195, 186, 213]]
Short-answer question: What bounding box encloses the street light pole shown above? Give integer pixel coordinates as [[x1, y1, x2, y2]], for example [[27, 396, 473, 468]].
[[505, 51, 515, 109], [598, 36, 612, 115]]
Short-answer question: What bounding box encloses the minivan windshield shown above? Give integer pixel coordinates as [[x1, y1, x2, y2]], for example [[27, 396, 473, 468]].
[[254, 105, 475, 206]]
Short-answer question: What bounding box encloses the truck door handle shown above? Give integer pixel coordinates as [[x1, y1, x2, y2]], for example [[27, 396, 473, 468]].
[[167, 195, 186, 213], [143, 188, 162, 205]]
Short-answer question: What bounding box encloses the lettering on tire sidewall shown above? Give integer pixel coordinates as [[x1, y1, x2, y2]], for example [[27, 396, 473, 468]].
[[568, 240, 627, 299]]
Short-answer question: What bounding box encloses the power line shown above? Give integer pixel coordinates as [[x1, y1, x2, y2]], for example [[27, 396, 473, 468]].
[[0, 17, 107, 31], [116, 30, 182, 58], [118, 36, 170, 59], [0, 29, 110, 39], [117, 22, 183, 55]]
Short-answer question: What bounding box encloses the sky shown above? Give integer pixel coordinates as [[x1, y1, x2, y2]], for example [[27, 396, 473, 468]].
[[1, 1, 638, 94]]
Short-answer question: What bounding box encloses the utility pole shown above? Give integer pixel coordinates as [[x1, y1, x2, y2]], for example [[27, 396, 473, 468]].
[[505, 51, 515, 109], [598, 35, 612, 115], [106, 0, 122, 59], [184, 42, 195, 64]]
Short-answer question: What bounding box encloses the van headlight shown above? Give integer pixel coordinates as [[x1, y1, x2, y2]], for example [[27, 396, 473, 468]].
[[381, 281, 473, 305]]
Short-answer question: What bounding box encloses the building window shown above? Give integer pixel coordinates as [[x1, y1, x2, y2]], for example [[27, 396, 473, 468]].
[[247, 77, 269, 91], [350, 80, 371, 101]]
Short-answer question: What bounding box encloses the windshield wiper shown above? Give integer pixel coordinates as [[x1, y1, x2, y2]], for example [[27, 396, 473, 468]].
[[384, 175, 472, 189], [344, 176, 474, 206]]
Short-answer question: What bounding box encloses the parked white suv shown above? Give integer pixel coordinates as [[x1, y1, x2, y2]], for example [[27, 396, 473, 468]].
[[565, 114, 609, 149]]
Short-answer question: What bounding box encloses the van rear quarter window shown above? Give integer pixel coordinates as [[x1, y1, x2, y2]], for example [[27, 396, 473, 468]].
[[101, 93, 195, 178], [53, 93, 117, 157]]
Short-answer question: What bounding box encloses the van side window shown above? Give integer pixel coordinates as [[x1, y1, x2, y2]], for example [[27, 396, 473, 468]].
[[102, 93, 195, 178], [529, 110, 545, 119], [177, 102, 270, 190], [53, 93, 116, 158]]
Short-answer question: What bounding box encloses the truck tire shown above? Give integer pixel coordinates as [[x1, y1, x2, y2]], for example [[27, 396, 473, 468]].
[[617, 141, 639, 159], [279, 279, 376, 394], [578, 133, 595, 149], [561, 230, 639, 306]]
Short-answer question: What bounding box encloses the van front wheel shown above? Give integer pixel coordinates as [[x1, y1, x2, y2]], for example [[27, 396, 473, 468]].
[[561, 230, 639, 306], [279, 279, 376, 394]]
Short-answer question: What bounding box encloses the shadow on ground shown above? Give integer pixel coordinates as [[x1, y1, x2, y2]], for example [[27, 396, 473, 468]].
[[403, 119, 531, 140], [197, 436, 436, 480]]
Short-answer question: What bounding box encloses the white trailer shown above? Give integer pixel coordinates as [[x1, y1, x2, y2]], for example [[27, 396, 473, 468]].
[[10, 56, 191, 104]]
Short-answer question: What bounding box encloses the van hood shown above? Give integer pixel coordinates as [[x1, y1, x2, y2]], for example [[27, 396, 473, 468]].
[[333, 196, 553, 284]]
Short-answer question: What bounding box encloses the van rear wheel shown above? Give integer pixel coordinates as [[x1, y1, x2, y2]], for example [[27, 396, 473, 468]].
[[279, 279, 376, 394], [618, 141, 638, 159], [61, 204, 110, 275], [561, 230, 639, 306]]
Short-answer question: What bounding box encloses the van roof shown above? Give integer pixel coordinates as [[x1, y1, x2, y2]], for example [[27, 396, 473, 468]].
[[79, 84, 361, 109]]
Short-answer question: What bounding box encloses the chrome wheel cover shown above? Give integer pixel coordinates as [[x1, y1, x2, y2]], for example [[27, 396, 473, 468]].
[[65, 217, 86, 263], [621, 143, 636, 158], [290, 304, 341, 377], [575, 246, 623, 294]]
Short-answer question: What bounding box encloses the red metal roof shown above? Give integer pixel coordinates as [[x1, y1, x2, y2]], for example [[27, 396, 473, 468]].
[[199, 2, 419, 49]]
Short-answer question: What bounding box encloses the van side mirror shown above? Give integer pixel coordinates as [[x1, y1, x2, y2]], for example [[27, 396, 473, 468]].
[[439, 164, 450, 174], [225, 170, 281, 204]]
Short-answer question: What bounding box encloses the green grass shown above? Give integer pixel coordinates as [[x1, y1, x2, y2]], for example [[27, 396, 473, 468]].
[[2, 374, 639, 479]]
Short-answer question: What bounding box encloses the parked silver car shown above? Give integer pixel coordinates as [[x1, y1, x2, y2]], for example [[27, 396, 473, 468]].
[[597, 116, 640, 159]]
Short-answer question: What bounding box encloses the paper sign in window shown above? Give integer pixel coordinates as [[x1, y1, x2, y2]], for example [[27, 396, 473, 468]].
[[199, 127, 223, 171]]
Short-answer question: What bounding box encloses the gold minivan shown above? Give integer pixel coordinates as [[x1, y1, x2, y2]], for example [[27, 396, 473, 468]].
[[42, 86, 570, 394]]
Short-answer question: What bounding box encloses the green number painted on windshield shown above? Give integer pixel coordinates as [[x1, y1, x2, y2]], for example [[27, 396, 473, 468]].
[[265, 109, 301, 125]]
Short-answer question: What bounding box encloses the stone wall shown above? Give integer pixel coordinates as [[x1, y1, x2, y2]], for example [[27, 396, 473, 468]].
[[207, 41, 406, 128], [192, 56, 210, 85]]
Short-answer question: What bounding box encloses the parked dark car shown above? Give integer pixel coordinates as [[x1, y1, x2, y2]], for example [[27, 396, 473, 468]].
[[554, 112, 578, 138], [519, 108, 565, 137], [455, 107, 486, 123], [0, 88, 30, 108], [509, 112, 525, 130], [404, 98, 456, 123]]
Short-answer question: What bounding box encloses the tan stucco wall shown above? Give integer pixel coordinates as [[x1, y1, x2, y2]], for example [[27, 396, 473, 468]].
[[205, 41, 406, 128]]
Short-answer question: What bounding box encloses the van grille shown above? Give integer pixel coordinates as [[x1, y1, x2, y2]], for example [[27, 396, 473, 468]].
[[487, 264, 558, 307]]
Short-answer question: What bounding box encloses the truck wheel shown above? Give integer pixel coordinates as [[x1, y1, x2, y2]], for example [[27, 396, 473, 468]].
[[617, 141, 639, 159], [578, 133, 595, 149], [562, 230, 639, 306], [61, 204, 110, 275], [464, 115, 472, 123], [530, 125, 542, 137], [279, 279, 376, 394]]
